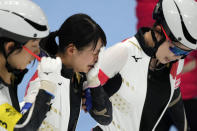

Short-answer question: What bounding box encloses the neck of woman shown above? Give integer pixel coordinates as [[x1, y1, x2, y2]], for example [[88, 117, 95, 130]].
[[56, 52, 73, 69]]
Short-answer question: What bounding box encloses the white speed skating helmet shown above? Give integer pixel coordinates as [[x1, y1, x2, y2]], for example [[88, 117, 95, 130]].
[[153, 0, 197, 49], [0, 0, 49, 43]]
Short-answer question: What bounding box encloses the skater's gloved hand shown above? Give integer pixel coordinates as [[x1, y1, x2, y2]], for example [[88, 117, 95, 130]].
[[38, 57, 62, 97], [86, 47, 105, 88]]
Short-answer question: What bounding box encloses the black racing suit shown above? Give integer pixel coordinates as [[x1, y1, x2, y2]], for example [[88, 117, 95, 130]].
[[61, 65, 112, 131]]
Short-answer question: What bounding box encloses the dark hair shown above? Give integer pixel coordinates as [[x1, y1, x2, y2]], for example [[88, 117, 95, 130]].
[[0, 38, 22, 54], [0, 38, 9, 53], [40, 13, 106, 55]]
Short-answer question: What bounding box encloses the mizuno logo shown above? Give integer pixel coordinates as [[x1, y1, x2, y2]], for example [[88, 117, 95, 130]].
[[43, 72, 52, 75], [58, 83, 62, 86], [132, 56, 142, 62], [174, 1, 197, 44]]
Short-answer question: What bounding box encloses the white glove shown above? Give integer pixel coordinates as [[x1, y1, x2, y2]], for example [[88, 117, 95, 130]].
[[38, 57, 62, 95], [86, 47, 105, 88], [24, 78, 40, 103]]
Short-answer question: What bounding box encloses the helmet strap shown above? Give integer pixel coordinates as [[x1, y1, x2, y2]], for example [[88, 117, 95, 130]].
[[5, 61, 23, 76]]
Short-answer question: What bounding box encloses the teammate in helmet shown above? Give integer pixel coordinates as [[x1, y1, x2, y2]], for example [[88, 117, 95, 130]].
[[91, 0, 197, 130], [0, 0, 61, 130]]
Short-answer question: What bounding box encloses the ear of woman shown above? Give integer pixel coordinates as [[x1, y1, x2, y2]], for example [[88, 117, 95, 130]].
[[66, 43, 77, 56], [4, 41, 15, 55]]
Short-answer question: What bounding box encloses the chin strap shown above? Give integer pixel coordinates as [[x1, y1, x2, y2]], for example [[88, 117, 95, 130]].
[[5, 62, 24, 76], [22, 46, 41, 61]]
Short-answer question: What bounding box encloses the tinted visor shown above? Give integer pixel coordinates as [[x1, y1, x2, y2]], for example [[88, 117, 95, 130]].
[[169, 46, 190, 56]]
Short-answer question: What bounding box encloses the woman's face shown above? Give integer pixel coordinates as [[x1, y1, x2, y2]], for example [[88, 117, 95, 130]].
[[156, 40, 191, 64], [155, 25, 192, 64], [72, 38, 103, 73], [7, 39, 40, 70]]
